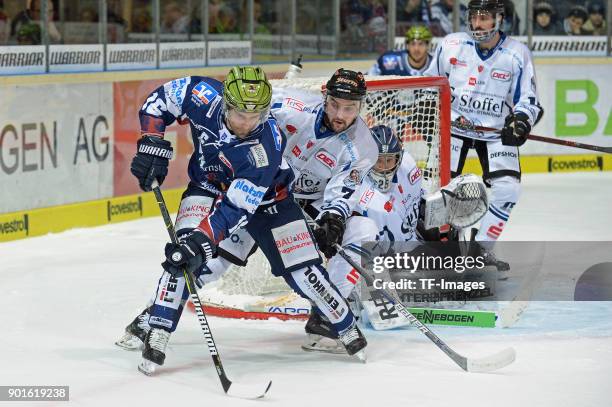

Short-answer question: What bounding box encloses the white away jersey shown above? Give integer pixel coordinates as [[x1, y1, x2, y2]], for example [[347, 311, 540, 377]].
[[271, 90, 378, 220], [424, 32, 542, 140], [354, 153, 424, 242]]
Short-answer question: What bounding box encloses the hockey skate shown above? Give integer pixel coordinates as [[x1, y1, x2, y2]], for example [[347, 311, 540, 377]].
[[301, 311, 346, 354], [339, 324, 367, 362], [115, 307, 151, 351], [138, 328, 171, 376], [469, 229, 510, 279]]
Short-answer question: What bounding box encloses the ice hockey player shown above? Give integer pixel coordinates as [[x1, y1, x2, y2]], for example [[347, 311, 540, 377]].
[[330, 124, 488, 329], [142, 68, 379, 356], [118, 66, 367, 374], [368, 25, 433, 77], [424, 0, 543, 268]]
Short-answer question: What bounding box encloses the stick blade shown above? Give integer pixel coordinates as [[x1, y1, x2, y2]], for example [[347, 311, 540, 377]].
[[226, 380, 272, 399], [466, 347, 516, 373]]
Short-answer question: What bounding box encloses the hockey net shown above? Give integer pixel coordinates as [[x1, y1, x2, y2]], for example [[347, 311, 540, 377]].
[[196, 75, 451, 320]]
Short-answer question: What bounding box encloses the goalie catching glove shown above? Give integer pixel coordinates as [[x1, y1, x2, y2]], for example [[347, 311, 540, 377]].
[[313, 212, 346, 259], [162, 229, 217, 277], [420, 174, 488, 230]]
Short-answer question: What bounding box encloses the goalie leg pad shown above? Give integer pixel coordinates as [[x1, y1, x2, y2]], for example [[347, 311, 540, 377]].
[[475, 175, 520, 242]]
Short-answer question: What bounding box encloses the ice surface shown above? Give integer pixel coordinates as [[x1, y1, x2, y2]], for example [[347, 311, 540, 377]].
[[0, 172, 610, 406]]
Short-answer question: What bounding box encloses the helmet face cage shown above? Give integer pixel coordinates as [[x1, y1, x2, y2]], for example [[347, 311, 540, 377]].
[[466, 0, 505, 43], [368, 125, 403, 193]]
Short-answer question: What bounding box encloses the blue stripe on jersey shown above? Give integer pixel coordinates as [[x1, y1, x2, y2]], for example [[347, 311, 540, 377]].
[[489, 204, 509, 221], [513, 67, 523, 105], [271, 102, 282, 110]]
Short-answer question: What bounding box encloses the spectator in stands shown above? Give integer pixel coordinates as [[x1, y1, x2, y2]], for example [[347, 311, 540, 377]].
[[583, 1, 607, 35], [161, 1, 190, 34], [0, 1, 9, 45], [503, 0, 520, 35], [563, 5, 589, 35], [210, 4, 239, 34], [10, 0, 61, 44], [532, 1, 564, 35], [132, 8, 153, 33], [79, 7, 98, 23], [397, 0, 425, 26], [16, 21, 41, 45], [428, 0, 467, 36]]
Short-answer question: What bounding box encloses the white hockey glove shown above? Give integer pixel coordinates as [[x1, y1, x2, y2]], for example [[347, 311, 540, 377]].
[[421, 174, 488, 229]]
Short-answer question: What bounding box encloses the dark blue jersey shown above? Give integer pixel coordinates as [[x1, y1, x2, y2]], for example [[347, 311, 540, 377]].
[[139, 76, 293, 243], [368, 50, 432, 76]]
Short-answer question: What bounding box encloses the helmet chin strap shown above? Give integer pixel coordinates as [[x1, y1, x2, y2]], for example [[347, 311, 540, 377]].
[[469, 13, 502, 44]]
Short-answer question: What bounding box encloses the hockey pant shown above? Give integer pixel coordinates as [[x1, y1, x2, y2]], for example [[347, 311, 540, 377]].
[[147, 185, 356, 334], [450, 135, 521, 242]]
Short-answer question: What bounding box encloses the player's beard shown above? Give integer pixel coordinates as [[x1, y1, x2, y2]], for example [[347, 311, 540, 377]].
[[324, 113, 353, 133]]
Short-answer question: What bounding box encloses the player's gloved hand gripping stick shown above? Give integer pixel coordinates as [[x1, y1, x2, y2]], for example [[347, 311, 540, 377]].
[[151, 181, 272, 399]]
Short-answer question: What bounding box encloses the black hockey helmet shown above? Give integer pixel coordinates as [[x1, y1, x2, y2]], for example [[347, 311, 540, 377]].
[[466, 0, 505, 43], [369, 125, 403, 192], [325, 68, 367, 101]]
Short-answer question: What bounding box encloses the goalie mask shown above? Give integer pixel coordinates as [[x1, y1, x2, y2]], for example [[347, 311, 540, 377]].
[[369, 125, 403, 192], [466, 0, 505, 43]]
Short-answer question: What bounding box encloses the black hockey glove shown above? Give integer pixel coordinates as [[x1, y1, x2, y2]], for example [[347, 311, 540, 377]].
[[501, 112, 531, 147], [162, 230, 217, 277], [313, 212, 346, 259], [130, 135, 173, 191]]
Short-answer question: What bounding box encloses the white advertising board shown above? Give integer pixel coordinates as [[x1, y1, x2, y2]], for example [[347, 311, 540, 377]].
[[0, 83, 114, 213], [107, 42, 156, 71]]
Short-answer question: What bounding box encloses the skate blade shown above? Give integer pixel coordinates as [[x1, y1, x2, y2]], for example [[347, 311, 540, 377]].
[[138, 359, 159, 376], [115, 333, 144, 351], [353, 349, 367, 363], [301, 336, 347, 354]]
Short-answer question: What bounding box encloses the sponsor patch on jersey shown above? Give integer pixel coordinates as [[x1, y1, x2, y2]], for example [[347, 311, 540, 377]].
[[449, 57, 467, 67], [218, 151, 234, 174], [306, 140, 314, 149], [269, 118, 282, 151], [491, 69, 512, 82], [409, 166, 421, 185], [468, 77, 477, 86], [343, 169, 361, 187], [445, 39, 460, 46], [382, 55, 399, 70], [192, 81, 219, 105], [359, 188, 375, 206], [285, 124, 297, 134], [272, 220, 320, 268], [165, 77, 189, 109], [315, 150, 336, 169], [284, 97, 305, 111], [248, 144, 269, 168], [227, 178, 266, 213], [292, 145, 301, 157]]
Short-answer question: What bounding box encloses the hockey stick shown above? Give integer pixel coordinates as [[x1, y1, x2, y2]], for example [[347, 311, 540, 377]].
[[453, 123, 612, 154], [333, 243, 516, 373], [152, 182, 272, 399]]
